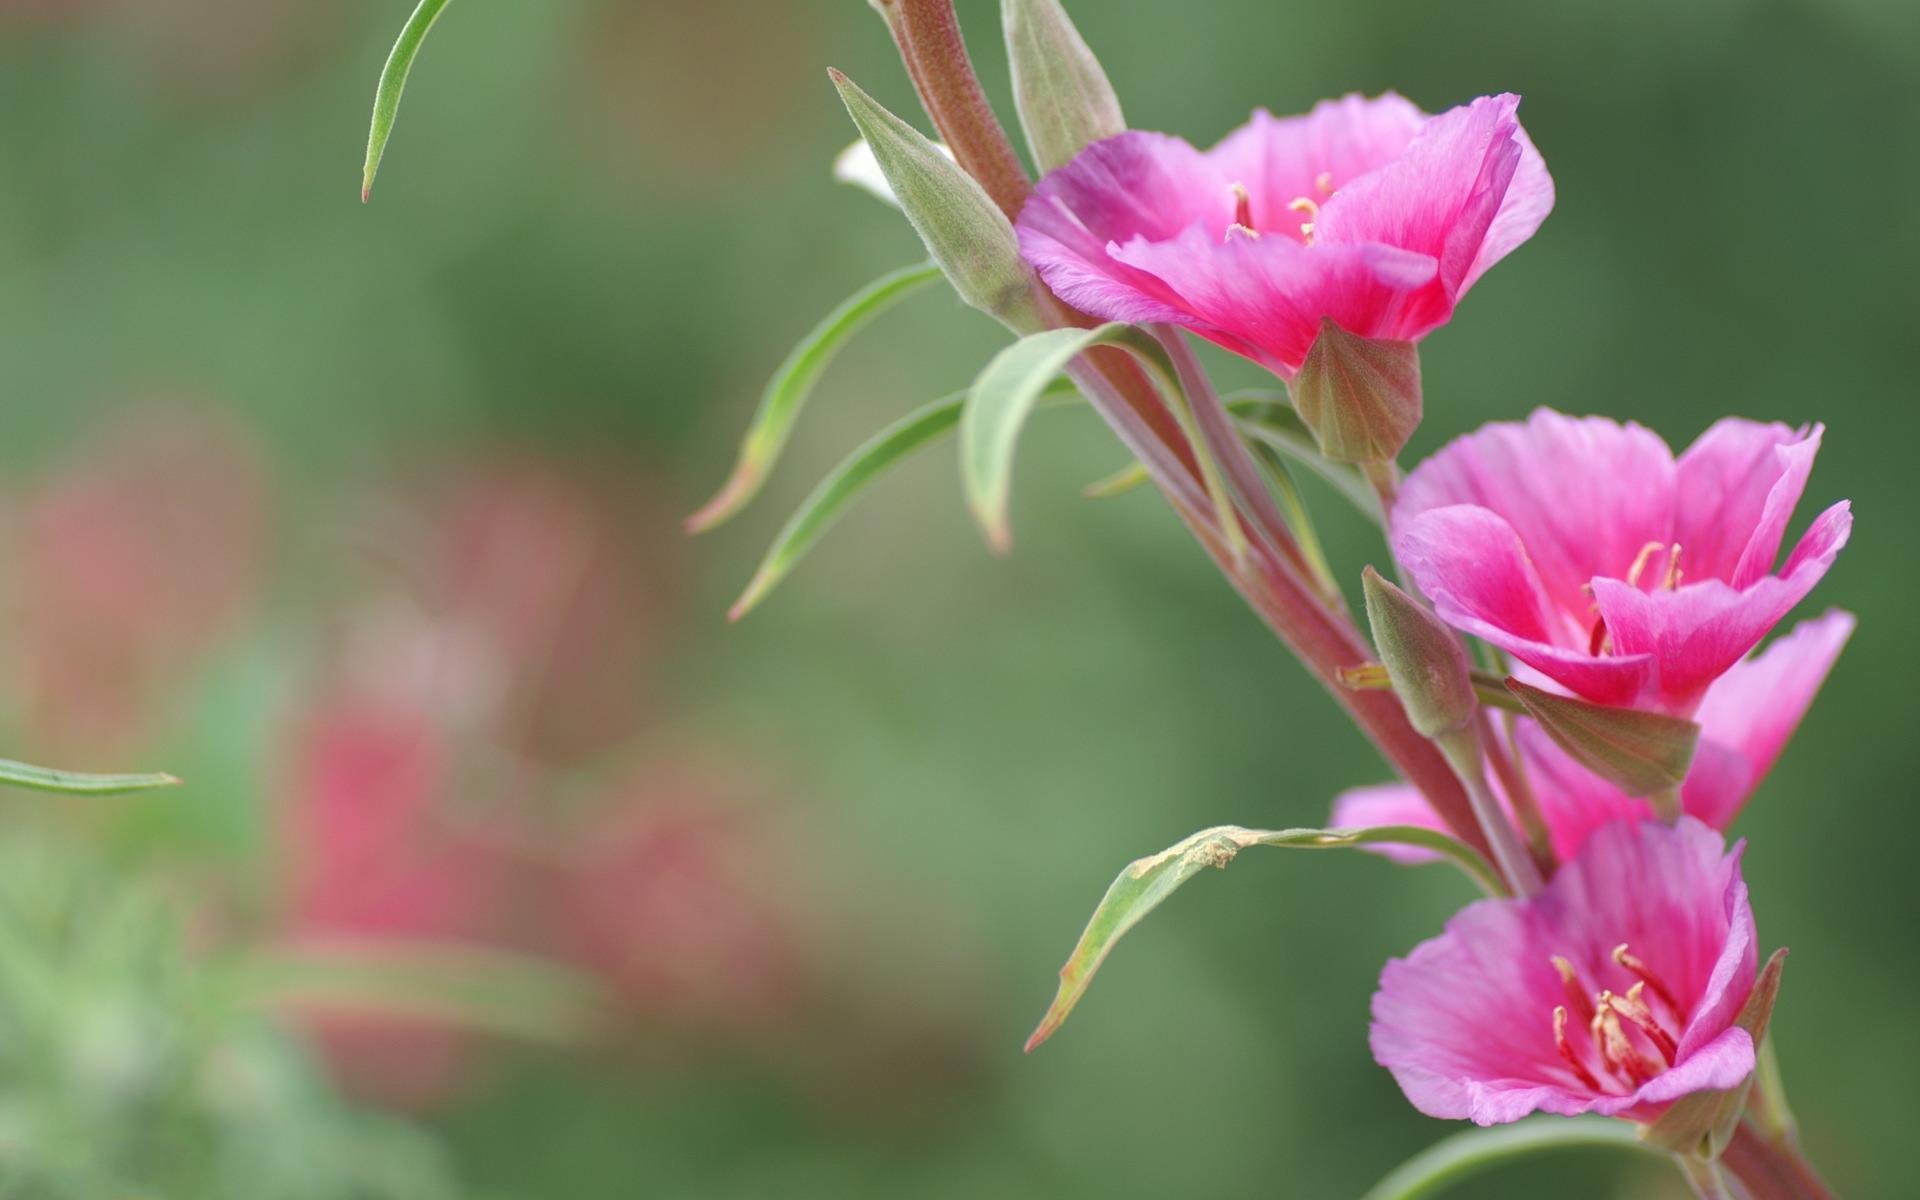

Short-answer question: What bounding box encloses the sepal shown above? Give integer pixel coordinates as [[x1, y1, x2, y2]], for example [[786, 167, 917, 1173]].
[[1289, 318, 1423, 464], [830, 71, 1040, 327], [1506, 679, 1698, 798], [1362, 567, 1476, 738], [1002, 0, 1126, 174]]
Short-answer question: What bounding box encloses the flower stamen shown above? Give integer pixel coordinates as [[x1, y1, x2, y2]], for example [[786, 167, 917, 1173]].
[[1230, 182, 1255, 230], [1553, 1005, 1604, 1091], [1591, 993, 1660, 1085], [1612, 942, 1682, 1013], [1287, 196, 1320, 244], [1551, 955, 1596, 1025], [1315, 170, 1335, 195], [1663, 544, 1684, 590], [1613, 981, 1679, 1064]]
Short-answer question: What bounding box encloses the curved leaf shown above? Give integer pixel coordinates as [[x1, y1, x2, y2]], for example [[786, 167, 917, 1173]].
[[688, 262, 943, 533], [961, 323, 1131, 552], [0, 757, 179, 796], [729, 381, 1080, 620], [1360, 1116, 1660, 1200], [1025, 823, 1504, 1051], [362, 0, 456, 202]]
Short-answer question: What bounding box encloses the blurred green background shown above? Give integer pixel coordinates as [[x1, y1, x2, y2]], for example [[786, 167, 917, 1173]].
[[0, 0, 1913, 1195]]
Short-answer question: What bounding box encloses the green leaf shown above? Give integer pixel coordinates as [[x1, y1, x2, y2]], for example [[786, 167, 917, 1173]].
[[0, 757, 179, 796], [1002, 0, 1126, 174], [1227, 392, 1381, 522], [249, 939, 601, 1044], [1506, 679, 1700, 798], [1081, 460, 1149, 499], [1025, 823, 1504, 1051], [361, 0, 455, 202], [962, 323, 1133, 552], [1359, 1116, 1661, 1200], [688, 262, 942, 534], [729, 380, 1079, 619]]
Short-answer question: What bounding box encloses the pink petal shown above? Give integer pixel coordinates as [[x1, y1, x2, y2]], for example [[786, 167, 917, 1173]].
[[1330, 782, 1446, 864], [1108, 226, 1441, 373], [1466, 119, 1555, 293], [1017, 131, 1233, 328], [1317, 94, 1531, 298], [1396, 503, 1656, 705], [1633, 1025, 1755, 1106], [1674, 420, 1822, 587], [1515, 723, 1651, 860], [1394, 410, 1676, 622], [1592, 502, 1851, 710], [1693, 609, 1855, 785], [1207, 93, 1427, 230]]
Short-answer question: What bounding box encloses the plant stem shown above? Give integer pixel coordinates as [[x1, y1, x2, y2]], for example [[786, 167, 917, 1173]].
[[1436, 729, 1543, 895], [1719, 1121, 1834, 1200], [877, 0, 1032, 220]]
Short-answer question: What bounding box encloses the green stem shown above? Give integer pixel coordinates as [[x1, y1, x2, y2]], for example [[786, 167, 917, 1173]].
[[1359, 1117, 1659, 1200], [1437, 729, 1543, 896]]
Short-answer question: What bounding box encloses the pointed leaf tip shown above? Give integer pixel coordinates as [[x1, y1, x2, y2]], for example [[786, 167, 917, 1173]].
[[361, 0, 456, 203], [1026, 823, 1503, 1050], [689, 263, 942, 535], [0, 757, 182, 796]]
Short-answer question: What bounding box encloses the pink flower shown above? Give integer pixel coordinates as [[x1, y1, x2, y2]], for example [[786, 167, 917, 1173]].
[[1015, 92, 1553, 377], [1332, 610, 1853, 862], [1371, 817, 1759, 1125], [1394, 410, 1851, 714]]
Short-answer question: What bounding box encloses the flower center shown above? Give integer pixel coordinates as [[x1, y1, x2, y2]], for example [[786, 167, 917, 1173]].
[[1584, 542, 1684, 655], [1548, 943, 1685, 1094], [1224, 172, 1339, 244]]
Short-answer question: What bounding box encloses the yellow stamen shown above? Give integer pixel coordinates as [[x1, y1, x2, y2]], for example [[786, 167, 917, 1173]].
[[1287, 196, 1320, 244], [1663, 544, 1685, 590], [1624, 541, 1668, 588], [1612, 943, 1681, 1013], [1229, 181, 1254, 230], [1315, 170, 1335, 195]]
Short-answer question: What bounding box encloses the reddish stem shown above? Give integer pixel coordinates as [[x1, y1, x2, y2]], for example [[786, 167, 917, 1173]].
[[879, 0, 1033, 221], [1720, 1123, 1835, 1200]]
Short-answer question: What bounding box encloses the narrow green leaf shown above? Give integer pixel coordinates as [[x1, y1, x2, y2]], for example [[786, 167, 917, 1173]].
[[362, 0, 455, 202], [962, 323, 1132, 553], [250, 939, 601, 1044], [688, 262, 942, 534], [1002, 0, 1126, 174], [1359, 1116, 1661, 1200], [1227, 391, 1381, 523], [0, 757, 179, 797], [729, 381, 1079, 620], [1025, 823, 1503, 1051]]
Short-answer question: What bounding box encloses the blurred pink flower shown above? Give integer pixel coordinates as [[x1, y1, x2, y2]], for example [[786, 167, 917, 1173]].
[[278, 700, 512, 1109], [1394, 409, 1851, 714], [1333, 610, 1853, 862], [2, 407, 265, 756], [553, 771, 800, 1036], [1371, 818, 1758, 1125], [1016, 92, 1552, 377]]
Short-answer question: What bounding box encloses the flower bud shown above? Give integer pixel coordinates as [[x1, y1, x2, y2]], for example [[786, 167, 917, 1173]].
[[830, 70, 1041, 328], [1362, 566, 1476, 739], [1290, 318, 1423, 464], [1002, 0, 1126, 174], [1506, 679, 1698, 798]]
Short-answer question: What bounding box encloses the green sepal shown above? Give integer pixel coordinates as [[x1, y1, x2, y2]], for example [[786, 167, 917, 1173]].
[[1289, 318, 1423, 464], [1506, 680, 1699, 798], [1002, 0, 1126, 174], [830, 71, 1039, 327]]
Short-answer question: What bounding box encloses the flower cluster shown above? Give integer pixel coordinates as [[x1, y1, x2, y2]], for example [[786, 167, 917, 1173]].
[[705, 2, 1852, 1194]]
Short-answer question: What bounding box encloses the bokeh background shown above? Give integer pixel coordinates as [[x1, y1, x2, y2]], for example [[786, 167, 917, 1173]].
[[0, 0, 1913, 1195]]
